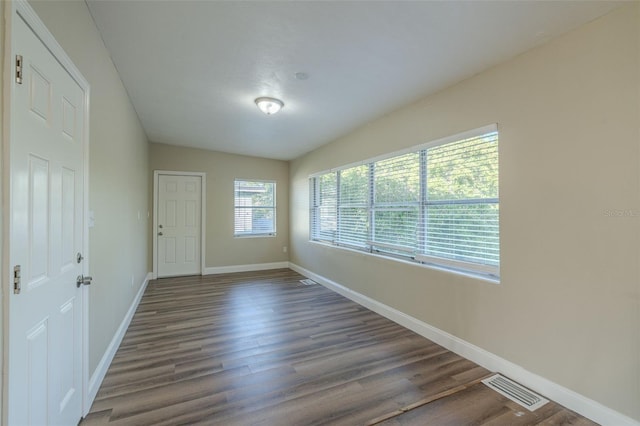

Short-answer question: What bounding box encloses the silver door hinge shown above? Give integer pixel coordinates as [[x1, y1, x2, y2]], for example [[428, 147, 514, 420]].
[[13, 265, 21, 294], [16, 55, 23, 84]]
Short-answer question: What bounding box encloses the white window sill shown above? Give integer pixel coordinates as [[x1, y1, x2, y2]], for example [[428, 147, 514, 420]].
[[234, 233, 277, 239], [308, 240, 500, 284]]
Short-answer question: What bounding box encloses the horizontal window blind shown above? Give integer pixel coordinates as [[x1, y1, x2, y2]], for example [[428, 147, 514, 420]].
[[310, 173, 337, 242], [338, 165, 369, 247], [371, 152, 420, 255], [234, 180, 276, 236], [310, 126, 499, 277], [421, 132, 499, 269]]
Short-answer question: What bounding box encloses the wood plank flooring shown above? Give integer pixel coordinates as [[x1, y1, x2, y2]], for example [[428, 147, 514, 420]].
[[81, 269, 597, 425]]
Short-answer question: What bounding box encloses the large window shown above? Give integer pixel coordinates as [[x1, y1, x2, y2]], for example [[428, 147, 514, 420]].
[[234, 180, 276, 236], [310, 126, 499, 278]]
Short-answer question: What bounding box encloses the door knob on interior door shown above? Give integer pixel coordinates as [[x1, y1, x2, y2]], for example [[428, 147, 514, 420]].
[[76, 275, 92, 288], [158, 232, 163, 236]]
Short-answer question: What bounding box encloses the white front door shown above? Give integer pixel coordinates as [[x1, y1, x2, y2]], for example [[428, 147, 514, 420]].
[[8, 8, 87, 426], [157, 174, 202, 277]]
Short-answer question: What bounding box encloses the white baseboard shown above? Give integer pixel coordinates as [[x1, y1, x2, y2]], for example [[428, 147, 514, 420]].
[[288, 262, 639, 426], [86, 272, 151, 408], [204, 261, 289, 275]]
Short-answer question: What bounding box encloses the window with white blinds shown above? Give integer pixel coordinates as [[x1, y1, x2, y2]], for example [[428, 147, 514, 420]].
[[310, 126, 499, 278], [234, 180, 276, 236]]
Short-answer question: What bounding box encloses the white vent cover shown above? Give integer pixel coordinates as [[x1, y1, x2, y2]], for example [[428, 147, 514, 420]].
[[482, 374, 549, 411], [299, 279, 317, 286]]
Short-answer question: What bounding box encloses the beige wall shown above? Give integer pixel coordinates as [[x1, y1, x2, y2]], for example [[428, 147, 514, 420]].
[[150, 143, 289, 269], [290, 4, 640, 421], [29, 1, 151, 375]]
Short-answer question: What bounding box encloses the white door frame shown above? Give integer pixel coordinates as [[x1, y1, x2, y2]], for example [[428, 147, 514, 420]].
[[2, 0, 91, 420], [153, 171, 206, 279]]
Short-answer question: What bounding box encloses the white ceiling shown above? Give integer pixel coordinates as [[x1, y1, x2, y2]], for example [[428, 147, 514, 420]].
[[86, 0, 622, 161]]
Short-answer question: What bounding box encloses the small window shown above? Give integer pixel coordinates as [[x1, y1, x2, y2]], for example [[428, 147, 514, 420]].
[[234, 180, 276, 237]]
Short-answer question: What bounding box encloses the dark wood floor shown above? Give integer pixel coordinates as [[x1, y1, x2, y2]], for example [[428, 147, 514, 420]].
[[81, 269, 597, 425]]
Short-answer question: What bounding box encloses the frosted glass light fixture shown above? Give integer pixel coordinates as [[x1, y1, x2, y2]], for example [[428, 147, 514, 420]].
[[255, 97, 284, 115]]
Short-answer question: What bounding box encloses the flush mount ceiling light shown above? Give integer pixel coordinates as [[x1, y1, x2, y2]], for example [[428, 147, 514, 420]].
[[255, 97, 284, 115]]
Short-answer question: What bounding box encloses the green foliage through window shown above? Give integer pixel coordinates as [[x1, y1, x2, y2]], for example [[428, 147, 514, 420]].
[[234, 180, 276, 236], [310, 127, 499, 277]]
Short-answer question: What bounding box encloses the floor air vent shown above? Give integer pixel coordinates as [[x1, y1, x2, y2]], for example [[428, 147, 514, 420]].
[[299, 279, 317, 286], [482, 374, 549, 411]]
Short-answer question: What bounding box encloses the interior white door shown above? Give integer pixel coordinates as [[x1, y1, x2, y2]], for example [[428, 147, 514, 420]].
[[157, 174, 202, 277], [8, 12, 86, 426]]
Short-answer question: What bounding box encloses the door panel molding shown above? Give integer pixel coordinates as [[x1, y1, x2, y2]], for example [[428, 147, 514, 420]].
[[153, 171, 206, 279]]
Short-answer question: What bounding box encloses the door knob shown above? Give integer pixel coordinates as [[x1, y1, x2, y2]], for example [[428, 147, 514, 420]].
[[158, 232, 163, 236], [76, 275, 92, 288]]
